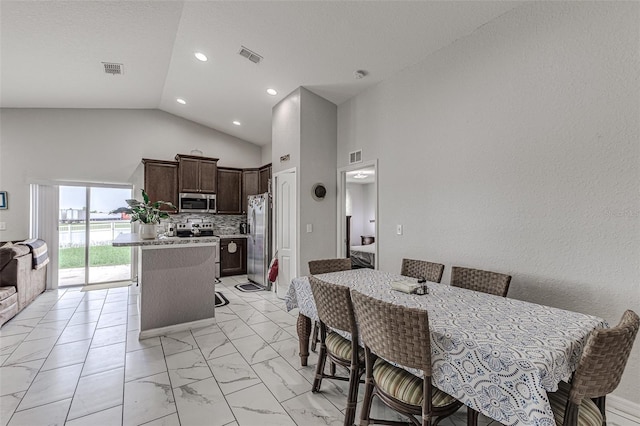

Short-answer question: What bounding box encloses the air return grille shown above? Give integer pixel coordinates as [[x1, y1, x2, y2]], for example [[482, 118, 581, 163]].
[[349, 150, 362, 164], [102, 62, 123, 75], [238, 46, 263, 64]]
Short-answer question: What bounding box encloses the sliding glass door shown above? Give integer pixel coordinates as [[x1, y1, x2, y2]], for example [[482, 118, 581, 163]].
[[58, 185, 132, 287]]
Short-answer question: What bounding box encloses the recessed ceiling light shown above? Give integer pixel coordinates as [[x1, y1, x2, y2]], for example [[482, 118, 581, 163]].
[[194, 52, 208, 62], [232, 120, 241, 126], [353, 69, 368, 79], [176, 98, 186, 105], [266, 88, 278, 96], [353, 173, 367, 179]]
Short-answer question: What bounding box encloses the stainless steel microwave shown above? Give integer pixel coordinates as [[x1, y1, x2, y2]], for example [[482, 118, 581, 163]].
[[179, 193, 217, 214]]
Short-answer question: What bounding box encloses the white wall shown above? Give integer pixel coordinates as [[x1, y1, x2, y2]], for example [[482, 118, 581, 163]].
[[0, 108, 262, 241], [362, 183, 375, 237], [272, 89, 301, 176], [298, 88, 337, 275], [261, 144, 272, 167], [337, 2, 639, 403], [272, 87, 337, 276], [347, 183, 364, 244]]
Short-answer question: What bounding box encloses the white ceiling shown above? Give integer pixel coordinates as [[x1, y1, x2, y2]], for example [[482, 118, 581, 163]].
[[0, 1, 520, 146]]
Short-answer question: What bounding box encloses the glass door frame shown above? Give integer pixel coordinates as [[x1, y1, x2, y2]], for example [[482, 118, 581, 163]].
[[58, 182, 133, 287]]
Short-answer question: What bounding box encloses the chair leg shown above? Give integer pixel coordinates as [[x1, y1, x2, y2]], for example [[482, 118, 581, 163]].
[[312, 344, 327, 393], [359, 377, 374, 426], [467, 408, 479, 426], [344, 366, 361, 426], [330, 361, 337, 376], [311, 321, 319, 352]]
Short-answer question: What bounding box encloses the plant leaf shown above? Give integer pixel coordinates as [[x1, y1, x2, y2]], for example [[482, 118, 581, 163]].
[[141, 189, 150, 205]]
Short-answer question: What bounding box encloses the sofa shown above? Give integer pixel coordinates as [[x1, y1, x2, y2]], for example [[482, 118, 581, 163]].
[[0, 240, 47, 327]]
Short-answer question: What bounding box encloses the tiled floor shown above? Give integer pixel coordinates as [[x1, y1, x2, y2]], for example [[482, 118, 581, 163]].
[[1, 275, 485, 426]]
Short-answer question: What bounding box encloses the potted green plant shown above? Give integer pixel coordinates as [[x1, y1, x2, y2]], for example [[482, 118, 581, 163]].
[[110, 189, 177, 239]]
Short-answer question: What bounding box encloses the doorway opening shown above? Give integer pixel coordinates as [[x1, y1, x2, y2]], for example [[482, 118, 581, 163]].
[[58, 184, 133, 287], [337, 160, 378, 269]]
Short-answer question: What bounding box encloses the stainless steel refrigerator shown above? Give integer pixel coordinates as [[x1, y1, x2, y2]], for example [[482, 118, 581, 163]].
[[247, 193, 271, 289]]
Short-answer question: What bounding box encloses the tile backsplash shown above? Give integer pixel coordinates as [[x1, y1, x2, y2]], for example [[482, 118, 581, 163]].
[[165, 214, 246, 235]]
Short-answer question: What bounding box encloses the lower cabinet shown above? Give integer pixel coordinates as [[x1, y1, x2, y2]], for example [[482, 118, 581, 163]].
[[220, 238, 247, 277]]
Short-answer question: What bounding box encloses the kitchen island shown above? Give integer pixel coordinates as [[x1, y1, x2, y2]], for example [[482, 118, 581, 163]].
[[113, 233, 219, 339]]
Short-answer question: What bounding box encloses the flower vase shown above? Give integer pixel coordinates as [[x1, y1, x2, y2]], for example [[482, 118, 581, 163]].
[[139, 224, 157, 240]]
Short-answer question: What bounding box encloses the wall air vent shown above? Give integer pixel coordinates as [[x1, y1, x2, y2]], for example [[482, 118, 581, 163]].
[[349, 150, 363, 164], [102, 62, 123, 75], [238, 46, 263, 64]]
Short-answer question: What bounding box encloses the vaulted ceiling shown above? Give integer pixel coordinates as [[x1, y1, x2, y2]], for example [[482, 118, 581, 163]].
[[0, 1, 519, 146]]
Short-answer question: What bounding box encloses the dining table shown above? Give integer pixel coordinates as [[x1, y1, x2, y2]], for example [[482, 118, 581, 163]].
[[284, 268, 607, 426]]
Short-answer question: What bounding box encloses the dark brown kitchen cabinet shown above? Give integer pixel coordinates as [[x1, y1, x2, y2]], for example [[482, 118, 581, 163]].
[[242, 169, 259, 213], [259, 164, 271, 194], [217, 167, 243, 214], [220, 238, 247, 276], [175, 154, 218, 193], [142, 159, 178, 212]]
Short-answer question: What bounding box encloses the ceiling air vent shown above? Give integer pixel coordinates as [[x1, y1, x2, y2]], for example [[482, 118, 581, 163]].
[[238, 46, 263, 64], [349, 150, 363, 164], [102, 62, 123, 75]]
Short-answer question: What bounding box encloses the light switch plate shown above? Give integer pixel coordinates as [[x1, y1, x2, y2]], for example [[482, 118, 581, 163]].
[[306, 224, 313, 233], [396, 224, 403, 235], [0, 222, 6, 231]]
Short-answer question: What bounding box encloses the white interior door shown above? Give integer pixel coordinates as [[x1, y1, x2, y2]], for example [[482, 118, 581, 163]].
[[274, 169, 297, 298]]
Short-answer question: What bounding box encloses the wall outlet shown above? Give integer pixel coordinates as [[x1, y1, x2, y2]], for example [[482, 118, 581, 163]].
[[306, 224, 313, 233], [0, 222, 5, 231], [396, 224, 403, 235]]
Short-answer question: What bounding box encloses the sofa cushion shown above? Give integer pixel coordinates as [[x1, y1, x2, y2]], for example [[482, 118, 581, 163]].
[[0, 245, 31, 271], [0, 291, 19, 327], [0, 286, 17, 300]]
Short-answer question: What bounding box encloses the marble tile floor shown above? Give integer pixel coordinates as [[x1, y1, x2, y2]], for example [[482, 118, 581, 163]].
[[0, 275, 495, 426]]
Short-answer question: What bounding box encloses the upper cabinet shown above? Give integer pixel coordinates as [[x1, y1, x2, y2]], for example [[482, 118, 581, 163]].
[[143, 154, 269, 215], [242, 169, 259, 214], [217, 167, 243, 215], [175, 154, 218, 193], [259, 164, 272, 194], [142, 159, 178, 211]]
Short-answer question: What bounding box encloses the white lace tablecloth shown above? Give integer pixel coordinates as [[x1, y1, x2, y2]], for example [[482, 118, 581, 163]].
[[285, 269, 607, 426]]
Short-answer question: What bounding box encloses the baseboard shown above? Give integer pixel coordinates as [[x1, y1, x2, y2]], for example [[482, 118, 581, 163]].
[[138, 317, 216, 339], [608, 394, 640, 425]]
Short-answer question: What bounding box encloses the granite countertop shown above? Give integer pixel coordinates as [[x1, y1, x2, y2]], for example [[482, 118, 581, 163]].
[[216, 234, 248, 239], [113, 233, 220, 247]]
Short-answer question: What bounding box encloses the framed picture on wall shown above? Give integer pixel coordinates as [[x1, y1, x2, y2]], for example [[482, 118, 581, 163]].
[[0, 191, 7, 209]]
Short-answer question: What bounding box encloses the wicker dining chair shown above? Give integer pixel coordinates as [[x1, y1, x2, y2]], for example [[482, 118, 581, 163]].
[[351, 290, 462, 426], [309, 276, 364, 426], [401, 259, 445, 283], [309, 258, 352, 352], [450, 266, 511, 297], [309, 258, 352, 275], [546, 310, 639, 426]]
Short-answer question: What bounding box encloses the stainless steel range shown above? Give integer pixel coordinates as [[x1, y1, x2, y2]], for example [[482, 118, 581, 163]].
[[174, 220, 220, 279], [175, 221, 215, 237]]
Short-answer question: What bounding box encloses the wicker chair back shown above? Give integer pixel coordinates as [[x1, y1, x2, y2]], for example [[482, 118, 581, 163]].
[[309, 276, 357, 334], [351, 290, 431, 374], [450, 266, 511, 297], [569, 309, 639, 404], [309, 258, 351, 275], [401, 259, 445, 283]]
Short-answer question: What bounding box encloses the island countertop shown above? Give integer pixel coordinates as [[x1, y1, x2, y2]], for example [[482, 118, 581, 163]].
[[112, 233, 220, 247]]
